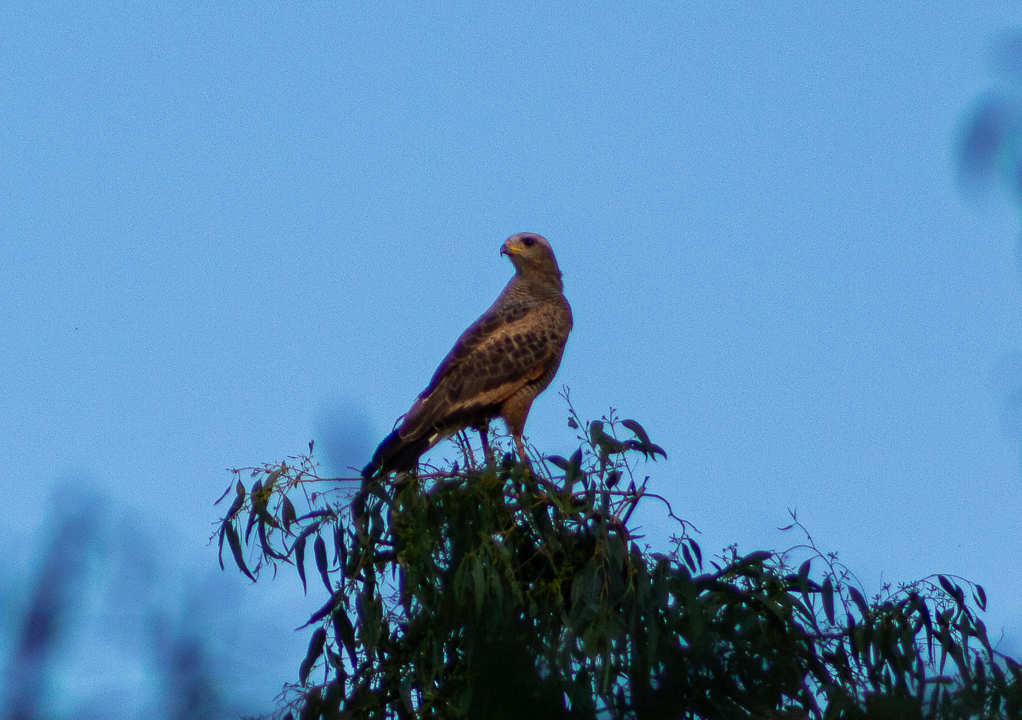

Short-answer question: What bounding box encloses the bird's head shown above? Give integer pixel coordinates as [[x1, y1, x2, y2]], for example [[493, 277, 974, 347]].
[[500, 233, 563, 290]]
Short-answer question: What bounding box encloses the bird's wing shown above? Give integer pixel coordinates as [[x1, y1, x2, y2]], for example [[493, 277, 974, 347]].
[[398, 300, 567, 441], [418, 294, 534, 397]]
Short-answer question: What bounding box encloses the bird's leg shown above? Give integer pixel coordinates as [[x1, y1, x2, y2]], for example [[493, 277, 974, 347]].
[[513, 434, 530, 468], [457, 430, 477, 470], [477, 422, 493, 466]]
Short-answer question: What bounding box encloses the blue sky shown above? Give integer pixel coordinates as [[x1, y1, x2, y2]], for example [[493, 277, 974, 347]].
[[3, 1, 1022, 714]]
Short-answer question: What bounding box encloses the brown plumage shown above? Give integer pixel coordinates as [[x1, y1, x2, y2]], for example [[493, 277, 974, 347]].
[[361, 232, 572, 479]]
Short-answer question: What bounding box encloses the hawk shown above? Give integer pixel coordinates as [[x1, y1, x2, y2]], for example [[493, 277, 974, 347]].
[[361, 232, 572, 479]]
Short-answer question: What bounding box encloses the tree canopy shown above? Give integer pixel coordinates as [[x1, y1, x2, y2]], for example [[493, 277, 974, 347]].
[[216, 391, 1022, 719]]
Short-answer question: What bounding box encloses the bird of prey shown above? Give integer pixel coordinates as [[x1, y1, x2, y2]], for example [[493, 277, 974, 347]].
[[361, 232, 572, 479]]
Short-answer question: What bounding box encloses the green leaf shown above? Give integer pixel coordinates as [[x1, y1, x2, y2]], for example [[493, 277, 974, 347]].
[[473, 556, 485, 618], [369, 505, 385, 543], [821, 577, 836, 625], [563, 448, 584, 492], [258, 519, 287, 561], [974, 615, 993, 655], [224, 521, 255, 582], [299, 627, 327, 685], [223, 481, 246, 520], [621, 419, 667, 459], [599, 436, 628, 455], [605, 537, 625, 600], [297, 508, 335, 523], [938, 575, 965, 606], [357, 592, 381, 652], [302, 592, 340, 628], [973, 583, 987, 611], [588, 421, 626, 468], [332, 607, 358, 668], [314, 534, 331, 593], [217, 524, 226, 571], [688, 539, 702, 570], [488, 561, 503, 613], [399, 676, 414, 714], [244, 479, 262, 543], [582, 557, 601, 608], [294, 533, 309, 594], [796, 558, 812, 609], [681, 543, 696, 573], [797, 558, 811, 591], [739, 550, 773, 566], [914, 596, 935, 663], [546, 455, 569, 470], [847, 586, 870, 621], [325, 647, 345, 674], [621, 419, 652, 447], [791, 597, 817, 627], [214, 480, 236, 506], [959, 609, 973, 642], [281, 496, 296, 535], [336, 528, 347, 581]]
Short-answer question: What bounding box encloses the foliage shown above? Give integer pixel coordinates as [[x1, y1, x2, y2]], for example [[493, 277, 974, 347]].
[[216, 391, 1022, 719]]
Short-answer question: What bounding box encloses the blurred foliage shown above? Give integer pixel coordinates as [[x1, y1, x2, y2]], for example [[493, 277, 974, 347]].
[[217, 390, 1022, 719], [3, 491, 236, 720], [958, 32, 1022, 206], [958, 30, 1022, 457]]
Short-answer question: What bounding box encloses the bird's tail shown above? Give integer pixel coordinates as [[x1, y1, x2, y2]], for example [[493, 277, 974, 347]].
[[360, 428, 432, 479]]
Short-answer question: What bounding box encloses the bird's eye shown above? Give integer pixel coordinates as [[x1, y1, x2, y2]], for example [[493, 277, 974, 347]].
[[522, 236, 536, 247]]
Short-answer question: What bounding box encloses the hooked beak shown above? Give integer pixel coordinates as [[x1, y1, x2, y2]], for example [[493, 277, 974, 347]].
[[501, 241, 523, 257]]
